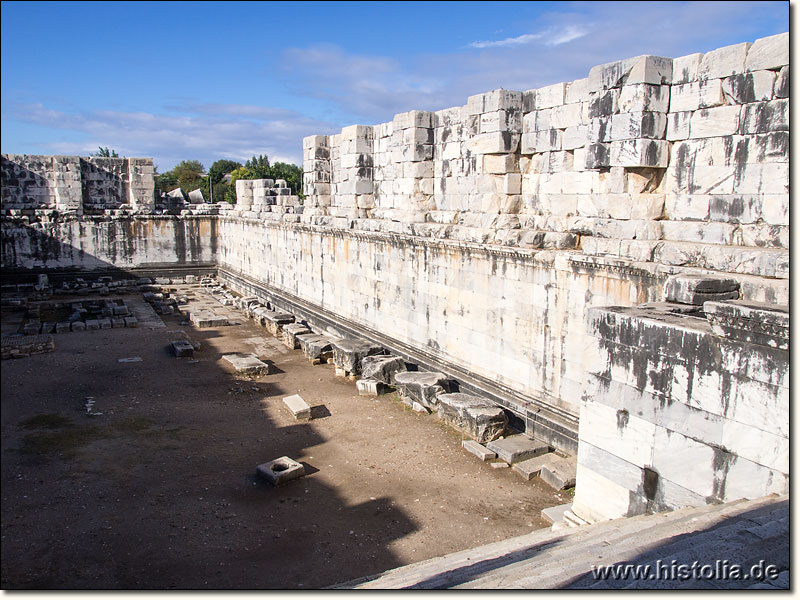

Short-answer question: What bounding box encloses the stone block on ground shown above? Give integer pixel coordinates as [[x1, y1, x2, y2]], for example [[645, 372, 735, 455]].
[[297, 333, 334, 364], [392, 371, 450, 410], [261, 310, 295, 335], [487, 435, 551, 464], [221, 353, 270, 376], [124, 316, 138, 328], [331, 338, 384, 376], [361, 354, 407, 384], [283, 394, 311, 419], [356, 378, 391, 396], [190, 311, 228, 328], [462, 440, 497, 461], [540, 454, 577, 490], [437, 393, 508, 443], [281, 323, 311, 349], [171, 340, 194, 358], [256, 457, 306, 486], [512, 454, 552, 480]]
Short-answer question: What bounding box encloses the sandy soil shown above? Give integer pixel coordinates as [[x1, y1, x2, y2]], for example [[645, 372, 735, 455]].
[[1, 284, 568, 589]]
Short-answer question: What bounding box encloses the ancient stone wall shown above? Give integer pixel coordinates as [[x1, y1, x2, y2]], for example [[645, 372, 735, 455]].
[[1, 155, 156, 214]]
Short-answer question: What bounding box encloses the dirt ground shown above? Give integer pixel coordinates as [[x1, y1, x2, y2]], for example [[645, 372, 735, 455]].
[[1, 284, 568, 590]]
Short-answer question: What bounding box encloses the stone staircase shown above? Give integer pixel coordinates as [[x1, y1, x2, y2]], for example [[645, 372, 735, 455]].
[[333, 494, 788, 589]]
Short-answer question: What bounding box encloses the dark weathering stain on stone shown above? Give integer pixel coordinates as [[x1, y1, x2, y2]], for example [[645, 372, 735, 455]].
[[710, 445, 737, 502], [616, 408, 629, 432], [644, 141, 659, 166]]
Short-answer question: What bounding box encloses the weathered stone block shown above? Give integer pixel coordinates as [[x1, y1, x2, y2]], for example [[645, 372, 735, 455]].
[[610, 139, 669, 168], [393, 371, 450, 409], [588, 55, 673, 90], [356, 378, 391, 396], [361, 354, 406, 384], [296, 333, 334, 363], [698, 41, 751, 79], [256, 457, 306, 486], [465, 132, 519, 155], [689, 105, 741, 138], [281, 323, 311, 349], [437, 392, 508, 443], [222, 353, 270, 376], [512, 455, 550, 480], [330, 339, 383, 375], [487, 435, 550, 464], [721, 71, 776, 104], [171, 340, 194, 358], [540, 454, 577, 490], [609, 111, 667, 141], [704, 300, 788, 350], [669, 79, 724, 112], [745, 32, 789, 72]]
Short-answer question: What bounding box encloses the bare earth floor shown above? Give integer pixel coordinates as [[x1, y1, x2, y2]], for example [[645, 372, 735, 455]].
[[1, 284, 565, 589]]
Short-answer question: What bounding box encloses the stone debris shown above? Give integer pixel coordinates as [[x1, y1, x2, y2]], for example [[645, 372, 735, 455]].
[[490, 462, 509, 469], [256, 457, 306, 486], [296, 333, 334, 364], [259, 309, 295, 336], [361, 355, 407, 384], [283, 394, 311, 420], [117, 357, 143, 363], [487, 435, 550, 464], [190, 311, 229, 328], [331, 338, 384, 377], [221, 353, 270, 376], [437, 393, 508, 443], [0, 334, 55, 359], [392, 371, 450, 410], [170, 340, 194, 358], [512, 455, 552, 481], [540, 502, 573, 526], [461, 440, 497, 462]]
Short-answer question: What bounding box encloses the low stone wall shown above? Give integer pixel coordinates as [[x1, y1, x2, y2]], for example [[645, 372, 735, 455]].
[[1, 215, 218, 273], [572, 300, 788, 522]]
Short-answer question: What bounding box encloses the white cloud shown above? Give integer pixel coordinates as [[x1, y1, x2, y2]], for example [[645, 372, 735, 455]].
[[468, 32, 544, 49], [468, 24, 588, 49], [4, 101, 337, 171]]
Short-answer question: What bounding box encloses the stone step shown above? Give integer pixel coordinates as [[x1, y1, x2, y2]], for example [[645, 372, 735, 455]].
[[487, 435, 550, 464], [540, 454, 577, 490], [461, 440, 496, 462], [338, 495, 785, 589], [541, 503, 572, 526]]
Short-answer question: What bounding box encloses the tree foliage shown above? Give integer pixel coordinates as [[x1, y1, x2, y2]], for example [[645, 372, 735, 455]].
[[92, 147, 119, 158]]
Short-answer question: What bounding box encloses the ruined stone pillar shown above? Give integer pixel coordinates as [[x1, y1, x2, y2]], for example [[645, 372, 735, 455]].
[[52, 155, 83, 214], [128, 158, 155, 212]]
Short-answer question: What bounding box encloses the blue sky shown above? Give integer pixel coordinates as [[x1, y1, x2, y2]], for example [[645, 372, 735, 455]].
[[0, 1, 788, 172]]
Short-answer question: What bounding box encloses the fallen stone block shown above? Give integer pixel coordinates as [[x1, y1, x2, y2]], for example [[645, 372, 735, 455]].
[[356, 378, 391, 396], [512, 455, 552, 481], [487, 435, 550, 464], [0, 334, 55, 360], [281, 323, 311, 349], [73, 320, 89, 331], [283, 394, 311, 419], [361, 355, 406, 384], [171, 340, 194, 358], [490, 462, 509, 469], [256, 456, 306, 486], [662, 275, 740, 305], [296, 333, 334, 364], [331, 338, 384, 376], [393, 371, 450, 410], [221, 353, 270, 376], [99, 318, 112, 329], [112, 317, 126, 328], [540, 454, 577, 490], [438, 393, 508, 443], [124, 316, 138, 328], [462, 440, 497, 461], [261, 310, 295, 336]]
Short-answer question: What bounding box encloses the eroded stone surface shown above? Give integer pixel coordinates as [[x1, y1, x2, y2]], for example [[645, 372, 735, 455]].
[[331, 338, 384, 375], [361, 355, 406, 384], [487, 435, 550, 464], [221, 353, 270, 376], [437, 393, 508, 443], [256, 457, 306, 486], [393, 371, 450, 410]]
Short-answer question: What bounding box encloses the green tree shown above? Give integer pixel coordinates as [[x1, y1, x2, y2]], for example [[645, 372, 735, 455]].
[[92, 146, 119, 157], [171, 160, 205, 193], [244, 154, 271, 178], [208, 159, 242, 185], [267, 161, 303, 196]]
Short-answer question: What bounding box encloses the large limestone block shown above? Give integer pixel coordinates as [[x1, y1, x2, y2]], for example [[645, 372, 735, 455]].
[[588, 55, 673, 91], [610, 139, 669, 168], [535, 82, 566, 109], [669, 79, 724, 112], [608, 111, 667, 141], [331, 339, 384, 375], [739, 99, 788, 134], [672, 52, 703, 84], [465, 132, 519, 155], [745, 32, 789, 71], [698, 41, 751, 80], [689, 105, 741, 138], [437, 392, 508, 443], [721, 71, 776, 104], [360, 355, 406, 384], [704, 300, 788, 351], [393, 371, 450, 409]]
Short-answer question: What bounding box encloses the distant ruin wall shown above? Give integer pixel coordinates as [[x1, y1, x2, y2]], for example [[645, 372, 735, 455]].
[[1, 155, 156, 214]]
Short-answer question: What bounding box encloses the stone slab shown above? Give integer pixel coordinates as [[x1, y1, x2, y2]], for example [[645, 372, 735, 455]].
[[331, 338, 384, 375], [512, 455, 551, 480], [541, 502, 573, 525], [461, 440, 496, 461], [356, 378, 391, 396], [221, 353, 270, 376], [662, 275, 740, 305], [487, 435, 550, 464], [281, 323, 311, 349], [283, 394, 311, 419], [296, 333, 334, 363], [256, 457, 306, 486]]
